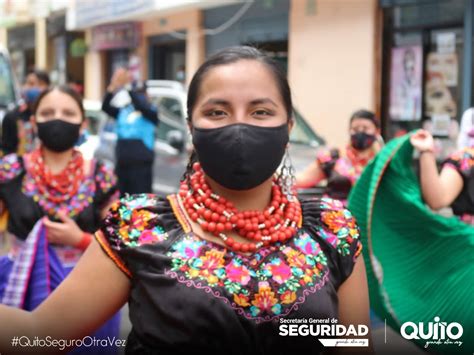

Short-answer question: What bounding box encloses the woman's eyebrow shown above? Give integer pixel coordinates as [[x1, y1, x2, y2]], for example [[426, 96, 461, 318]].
[[202, 98, 231, 107], [250, 98, 278, 107]]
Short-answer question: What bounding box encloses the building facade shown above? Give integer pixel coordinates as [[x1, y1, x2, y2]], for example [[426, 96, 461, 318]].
[[3, 0, 472, 154]]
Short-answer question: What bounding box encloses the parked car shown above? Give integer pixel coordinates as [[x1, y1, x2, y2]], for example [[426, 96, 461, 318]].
[[94, 80, 326, 197]]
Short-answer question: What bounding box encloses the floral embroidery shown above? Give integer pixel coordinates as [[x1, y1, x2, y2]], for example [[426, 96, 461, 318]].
[[166, 232, 329, 322], [0, 154, 23, 183], [318, 198, 360, 256], [22, 160, 117, 218], [444, 147, 474, 173], [317, 147, 373, 186], [106, 194, 168, 249], [100, 194, 361, 322]]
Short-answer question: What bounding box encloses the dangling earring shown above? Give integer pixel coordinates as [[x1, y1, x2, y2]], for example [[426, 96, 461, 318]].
[[278, 147, 296, 201], [182, 149, 198, 192]]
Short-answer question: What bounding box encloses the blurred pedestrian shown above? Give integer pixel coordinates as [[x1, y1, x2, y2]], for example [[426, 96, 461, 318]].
[[1, 70, 50, 156], [102, 68, 159, 195], [296, 109, 382, 203], [0, 86, 121, 354]]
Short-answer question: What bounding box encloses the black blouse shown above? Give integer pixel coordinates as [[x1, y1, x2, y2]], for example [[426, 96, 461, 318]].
[[442, 147, 474, 216], [0, 153, 118, 239], [96, 193, 362, 354]]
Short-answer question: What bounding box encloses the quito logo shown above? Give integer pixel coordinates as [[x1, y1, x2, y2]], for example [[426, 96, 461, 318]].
[[401, 317, 463, 344]]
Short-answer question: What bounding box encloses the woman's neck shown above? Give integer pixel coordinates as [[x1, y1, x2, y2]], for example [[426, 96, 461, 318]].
[[206, 176, 273, 211], [41, 147, 74, 174]]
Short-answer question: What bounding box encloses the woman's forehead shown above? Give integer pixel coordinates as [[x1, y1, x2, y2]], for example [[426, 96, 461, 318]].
[[197, 61, 282, 103]]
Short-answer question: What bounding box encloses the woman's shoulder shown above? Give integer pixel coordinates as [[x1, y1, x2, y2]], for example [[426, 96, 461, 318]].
[[300, 197, 362, 285], [300, 197, 361, 257], [95, 193, 179, 276], [443, 147, 474, 173], [98, 193, 174, 249], [0, 153, 24, 184]]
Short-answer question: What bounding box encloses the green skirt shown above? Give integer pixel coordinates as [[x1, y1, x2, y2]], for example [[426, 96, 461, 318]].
[[348, 133, 474, 354]]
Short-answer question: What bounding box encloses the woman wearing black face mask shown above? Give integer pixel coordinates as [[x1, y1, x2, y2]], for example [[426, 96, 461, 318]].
[[0, 86, 121, 354], [0, 48, 372, 354], [296, 109, 382, 203]]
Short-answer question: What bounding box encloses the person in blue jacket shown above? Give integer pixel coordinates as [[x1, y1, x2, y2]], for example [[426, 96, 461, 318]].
[[102, 68, 159, 195]]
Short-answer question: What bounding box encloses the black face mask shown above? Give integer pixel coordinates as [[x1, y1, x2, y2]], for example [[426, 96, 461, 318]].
[[350, 132, 376, 151], [37, 119, 81, 152], [192, 123, 289, 190]]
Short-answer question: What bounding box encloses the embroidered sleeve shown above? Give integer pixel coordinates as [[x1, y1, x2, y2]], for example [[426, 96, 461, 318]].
[[94, 160, 119, 207], [316, 197, 362, 283], [0, 154, 23, 184], [442, 147, 474, 178], [316, 148, 340, 179], [95, 193, 169, 277]]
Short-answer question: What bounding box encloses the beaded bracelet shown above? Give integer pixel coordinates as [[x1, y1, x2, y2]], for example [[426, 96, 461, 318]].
[[76, 232, 92, 251]]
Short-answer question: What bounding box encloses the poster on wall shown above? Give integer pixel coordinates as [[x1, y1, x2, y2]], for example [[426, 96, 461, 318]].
[[425, 52, 458, 118], [389, 46, 423, 121], [436, 32, 456, 54]]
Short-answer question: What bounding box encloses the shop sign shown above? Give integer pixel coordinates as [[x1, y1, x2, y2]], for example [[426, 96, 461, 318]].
[[91, 22, 141, 51]]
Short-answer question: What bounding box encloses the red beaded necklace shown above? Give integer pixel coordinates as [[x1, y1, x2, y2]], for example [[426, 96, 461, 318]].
[[28, 147, 85, 204], [179, 162, 302, 253]]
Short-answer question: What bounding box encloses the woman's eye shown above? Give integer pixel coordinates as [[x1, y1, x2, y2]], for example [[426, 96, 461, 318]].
[[64, 110, 77, 117], [38, 110, 53, 117], [253, 109, 272, 117], [205, 110, 227, 118]]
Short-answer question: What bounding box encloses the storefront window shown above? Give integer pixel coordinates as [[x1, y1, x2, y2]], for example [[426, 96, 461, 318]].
[[383, 0, 467, 158]]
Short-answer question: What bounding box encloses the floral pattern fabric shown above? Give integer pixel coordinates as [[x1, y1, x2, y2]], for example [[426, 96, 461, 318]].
[[0, 153, 117, 218], [98, 194, 362, 323], [316, 149, 362, 184], [316, 147, 372, 186], [166, 231, 329, 322], [103, 194, 168, 249], [0, 154, 23, 183], [443, 147, 474, 175]]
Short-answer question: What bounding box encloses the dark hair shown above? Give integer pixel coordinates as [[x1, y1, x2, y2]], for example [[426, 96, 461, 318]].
[[349, 109, 379, 129], [33, 85, 85, 121], [186, 46, 293, 121], [29, 69, 50, 86]]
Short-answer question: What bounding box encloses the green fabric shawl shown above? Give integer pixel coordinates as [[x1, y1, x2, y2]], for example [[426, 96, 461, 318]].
[[348, 133, 474, 354]]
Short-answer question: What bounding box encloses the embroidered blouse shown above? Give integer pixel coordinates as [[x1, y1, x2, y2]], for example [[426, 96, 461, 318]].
[[315, 146, 374, 201], [95, 193, 362, 354], [442, 147, 474, 224], [0, 152, 118, 239]]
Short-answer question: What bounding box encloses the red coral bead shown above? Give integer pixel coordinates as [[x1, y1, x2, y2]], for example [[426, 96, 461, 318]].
[[208, 222, 216, 232], [204, 210, 212, 220]]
